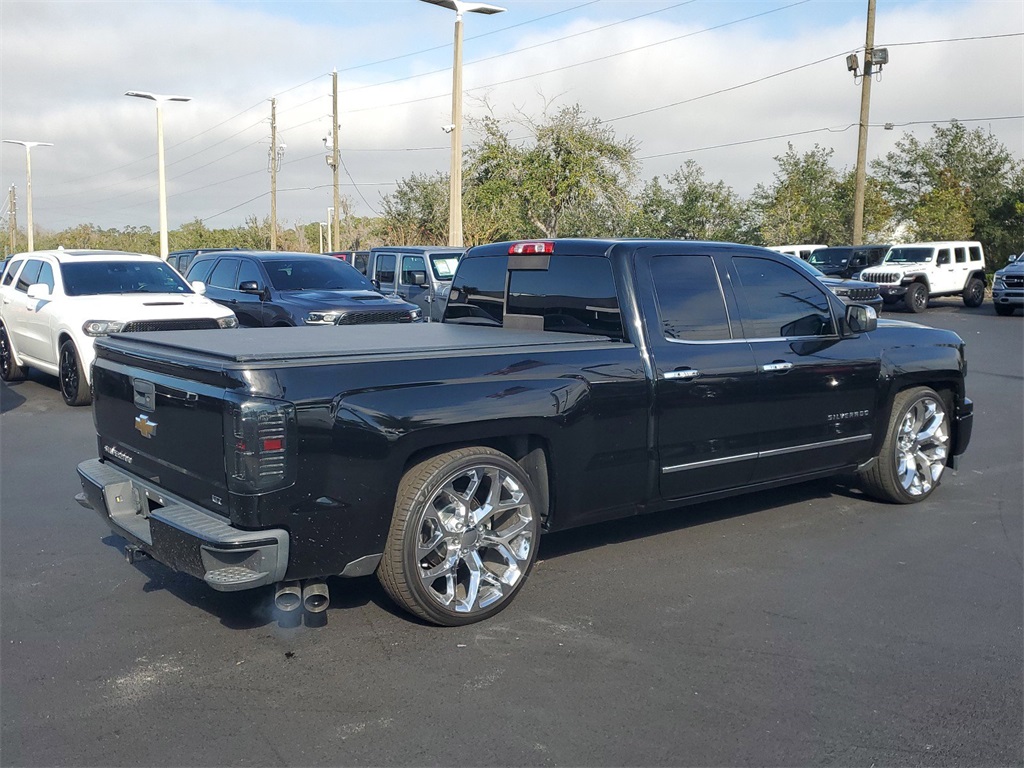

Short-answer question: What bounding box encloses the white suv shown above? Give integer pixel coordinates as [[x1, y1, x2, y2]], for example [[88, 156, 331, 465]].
[[0, 249, 237, 405], [860, 241, 987, 313]]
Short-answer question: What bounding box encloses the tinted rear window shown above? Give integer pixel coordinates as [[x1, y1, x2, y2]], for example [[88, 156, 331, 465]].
[[445, 253, 623, 339]]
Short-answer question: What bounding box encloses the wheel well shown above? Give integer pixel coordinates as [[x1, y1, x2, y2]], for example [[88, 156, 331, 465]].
[[967, 270, 987, 284], [403, 435, 553, 527], [57, 331, 75, 353]]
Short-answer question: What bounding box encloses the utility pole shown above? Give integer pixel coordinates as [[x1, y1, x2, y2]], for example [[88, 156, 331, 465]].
[[8, 186, 16, 254], [269, 98, 278, 251], [332, 70, 341, 253], [851, 0, 886, 246]]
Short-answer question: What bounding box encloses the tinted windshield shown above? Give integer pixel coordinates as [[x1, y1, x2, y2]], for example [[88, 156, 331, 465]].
[[60, 260, 192, 296], [885, 247, 933, 264], [430, 254, 460, 280], [809, 248, 853, 266], [263, 257, 374, 291]]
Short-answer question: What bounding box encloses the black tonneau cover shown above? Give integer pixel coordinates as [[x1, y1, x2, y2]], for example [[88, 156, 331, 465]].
[[97, 323, 612, 366]]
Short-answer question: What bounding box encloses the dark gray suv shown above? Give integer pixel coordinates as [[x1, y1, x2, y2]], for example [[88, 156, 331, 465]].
[[185, 251, 421, 327]]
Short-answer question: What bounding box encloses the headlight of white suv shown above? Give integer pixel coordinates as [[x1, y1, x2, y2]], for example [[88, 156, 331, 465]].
[[217, 315, 239, 328], [82, 320, 126, 336]]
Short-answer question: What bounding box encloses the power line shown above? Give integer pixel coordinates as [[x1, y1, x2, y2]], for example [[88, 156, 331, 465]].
[[637, 115, 1024, 160]]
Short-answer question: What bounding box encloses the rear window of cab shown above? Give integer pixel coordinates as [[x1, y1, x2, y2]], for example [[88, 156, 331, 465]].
[[444, 253, 624, 340]]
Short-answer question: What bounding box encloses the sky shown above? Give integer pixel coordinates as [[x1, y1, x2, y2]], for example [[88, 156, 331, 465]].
[[1, 0, 1022, 236]]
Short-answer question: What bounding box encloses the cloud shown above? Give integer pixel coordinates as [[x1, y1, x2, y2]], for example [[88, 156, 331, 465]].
[[1, 0, 1021, 235]]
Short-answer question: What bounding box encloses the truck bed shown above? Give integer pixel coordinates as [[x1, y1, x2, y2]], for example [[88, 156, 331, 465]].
[[97, 323, 614, 366]]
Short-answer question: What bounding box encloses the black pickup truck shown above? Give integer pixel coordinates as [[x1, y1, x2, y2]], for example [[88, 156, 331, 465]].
[[76, 239, 973, 626]]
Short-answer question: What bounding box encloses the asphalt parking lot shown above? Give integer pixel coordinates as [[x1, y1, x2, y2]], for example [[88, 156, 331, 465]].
[[1, 302, 1021, 767]]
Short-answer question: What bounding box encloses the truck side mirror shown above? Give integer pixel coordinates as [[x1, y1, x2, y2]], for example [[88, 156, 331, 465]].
[[191, 281, 207, 295], [238, 281, 261, 294], [846, 304, 877, 334]]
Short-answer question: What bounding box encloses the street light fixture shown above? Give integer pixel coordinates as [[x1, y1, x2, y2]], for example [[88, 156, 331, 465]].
[[3, 139, 53, 252], [419, 0, 506, 247], [125, 90, 192, 260]]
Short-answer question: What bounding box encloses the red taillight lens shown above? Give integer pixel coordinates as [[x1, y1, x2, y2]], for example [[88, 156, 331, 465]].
[[224, 398, 296, 494], [509, 241, 554, 255]]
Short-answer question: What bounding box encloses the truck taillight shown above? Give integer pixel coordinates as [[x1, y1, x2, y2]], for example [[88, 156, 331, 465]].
[[224, 398, 297, 494]]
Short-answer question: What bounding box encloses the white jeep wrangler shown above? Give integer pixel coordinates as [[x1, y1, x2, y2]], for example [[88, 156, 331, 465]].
[[860, 241, 986, 313]]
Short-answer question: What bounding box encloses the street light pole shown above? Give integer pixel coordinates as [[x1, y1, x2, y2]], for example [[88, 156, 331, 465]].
[[3, 139, 53, 252], [125, 91, 192, 260], [419, 0, 506, 248]]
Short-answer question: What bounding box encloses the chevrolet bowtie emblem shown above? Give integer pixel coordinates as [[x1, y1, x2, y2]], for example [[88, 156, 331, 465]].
[[135, 414, 158, 439]]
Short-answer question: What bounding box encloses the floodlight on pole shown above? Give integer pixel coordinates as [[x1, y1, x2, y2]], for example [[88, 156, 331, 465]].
[[3, 139, 53, 252], [418, 0, 506, 247], [125, 90, 193, 260]]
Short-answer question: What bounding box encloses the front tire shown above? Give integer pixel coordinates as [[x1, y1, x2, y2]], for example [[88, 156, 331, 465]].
[[0, 326, 27, 382], [378, 447, 541, 626], [59, 340, 91, 406], [904, 282, 928, 313], [994, 303, 1015, 316], [962, 277, 985, 308], [859, 387, 951, 504]]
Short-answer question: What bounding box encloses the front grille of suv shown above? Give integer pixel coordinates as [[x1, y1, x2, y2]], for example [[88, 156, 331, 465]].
[[335, 310, 413, 325], [847, 287, 880, 301], [862, 271, 900, 285], [1004, 275, 1024, 289], [120, 318, 222, 333]]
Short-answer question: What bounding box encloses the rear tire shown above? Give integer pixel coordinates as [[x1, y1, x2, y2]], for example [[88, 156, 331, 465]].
[[0, 326, 27, 382], [904, 283, 928, 313], [859, 386, 950, 504], [378, 447, 541, 626], [59, 340, 91, 406], [962, 277, 985, 308], [994, 303, 1015, 316]]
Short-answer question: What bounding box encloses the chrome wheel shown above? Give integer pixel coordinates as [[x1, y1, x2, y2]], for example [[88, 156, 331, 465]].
[[416, 463, 535, 615], [893, 395, 949, 497]]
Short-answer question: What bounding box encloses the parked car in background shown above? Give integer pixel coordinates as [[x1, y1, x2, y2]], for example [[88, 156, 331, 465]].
[[185, 250, 421, 327], [326, 251, 370, 274], [770, 244, 827, 260], [782, 254, 883, 312], [992, 251, 1024, 316], [808, 244, 890, 278], [859, 241, 986, 313], [367, 246, 463, 321], [0, 249, 237, 406], [167, 248, 242, 276]]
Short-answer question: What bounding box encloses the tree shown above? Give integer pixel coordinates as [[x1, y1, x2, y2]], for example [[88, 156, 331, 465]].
[[376, 172, 449, 245], [750, 144, 846, 245], [633, 161, 749, 241], [872, 122, 1020, 250], [834, 169, 894, 244]]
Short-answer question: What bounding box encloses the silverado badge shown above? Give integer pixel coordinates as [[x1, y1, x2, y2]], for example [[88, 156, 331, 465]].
[[134, 414, 158, 439]]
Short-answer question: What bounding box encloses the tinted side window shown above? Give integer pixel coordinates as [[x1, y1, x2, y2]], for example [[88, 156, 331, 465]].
[[375, 254, 396, 286], [3, 259, 24, 286], [650, 255, 730, 341], [969, 246, 982, 262], [444, 255, 507, 325], [507, 255, 623, 339], [732, 257, 835, 339], [353, 252, 369, 274], [186, 259, 215, 284], [37, 262, 55, 292], [401, 255, 427, 286], [955, 247, 966, 263], [237, 259, 263, 288], [208, 258, 241, 290], [15, 260, 43, 293]]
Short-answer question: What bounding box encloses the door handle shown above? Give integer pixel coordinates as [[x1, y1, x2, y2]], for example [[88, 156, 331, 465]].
[[663, 369, 701, 381], [761, 362, 793, 372]]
